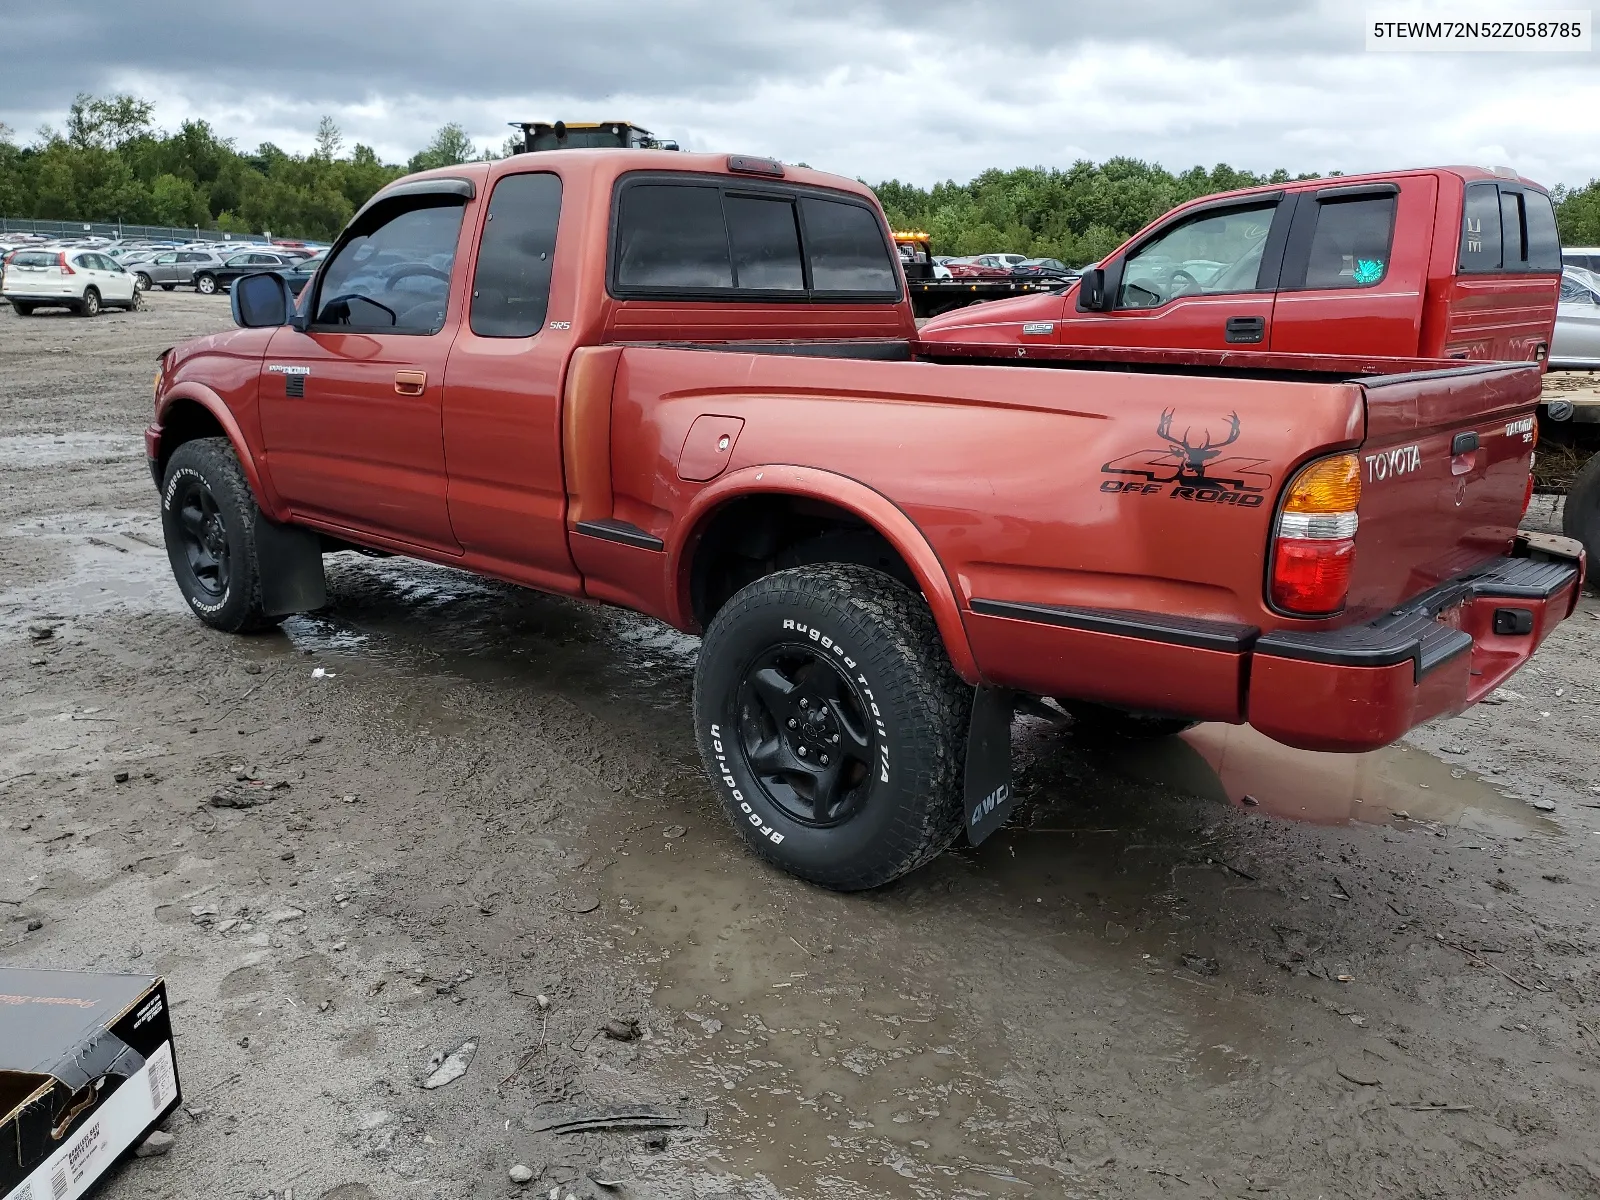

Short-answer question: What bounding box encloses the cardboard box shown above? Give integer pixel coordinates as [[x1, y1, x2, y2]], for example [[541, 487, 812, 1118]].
[[1, 970, 181, 1200]]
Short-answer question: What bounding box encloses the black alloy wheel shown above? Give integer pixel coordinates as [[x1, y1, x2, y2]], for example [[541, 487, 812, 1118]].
[[171, 473, 231, 602], [737, 644, 878, 827]]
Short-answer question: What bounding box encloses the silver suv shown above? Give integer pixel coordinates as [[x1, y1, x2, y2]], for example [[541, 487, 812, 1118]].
[[129, 250, 223, 292]]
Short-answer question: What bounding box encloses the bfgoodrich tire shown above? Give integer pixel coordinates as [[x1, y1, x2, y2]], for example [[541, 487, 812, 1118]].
[[160, 438, 280, 633], [693, 564, 971, 891], [1563, 453, 1600, 590]]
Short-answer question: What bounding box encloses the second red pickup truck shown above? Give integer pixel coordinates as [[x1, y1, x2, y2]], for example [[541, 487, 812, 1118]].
[[147, 150, 1584, 890]]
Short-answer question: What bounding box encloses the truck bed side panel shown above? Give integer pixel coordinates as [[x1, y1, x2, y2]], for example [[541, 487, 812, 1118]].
[[602, 349, 1365, 640]]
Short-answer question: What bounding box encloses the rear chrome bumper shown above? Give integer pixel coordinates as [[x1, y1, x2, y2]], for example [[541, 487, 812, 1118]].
[[965, 533, 1585, 753]]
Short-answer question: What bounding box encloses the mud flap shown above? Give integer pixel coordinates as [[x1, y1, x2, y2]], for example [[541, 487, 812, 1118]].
[[254, 513, 326, 616], [963, 685, 1015, 845]]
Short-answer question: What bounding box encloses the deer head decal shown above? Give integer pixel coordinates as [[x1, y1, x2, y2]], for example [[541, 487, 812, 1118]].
[[1156, 408, 1241, 481]]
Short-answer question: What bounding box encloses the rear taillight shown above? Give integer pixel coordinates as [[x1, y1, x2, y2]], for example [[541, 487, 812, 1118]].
[[57, 253, 75, 275], [1270, 452, 1360, 615]]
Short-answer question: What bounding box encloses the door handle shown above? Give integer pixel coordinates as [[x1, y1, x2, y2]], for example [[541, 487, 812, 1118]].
[[1224, 315, 1266, 344], [394, 370, 427, 396]]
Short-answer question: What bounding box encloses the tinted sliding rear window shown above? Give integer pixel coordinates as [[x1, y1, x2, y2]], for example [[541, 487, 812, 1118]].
[[800, 197, 898, 292], [1523, 190, 1561, 271], [1460, 181, 1559, 273], [1460, 182, 1501, 271], [611, 175, 899, 300], [615, 184, 731, 289]]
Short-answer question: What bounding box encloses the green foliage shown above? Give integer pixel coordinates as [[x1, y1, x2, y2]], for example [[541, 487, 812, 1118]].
[[5, 94, 1598, 256], [872, 160, 1328, 266], [1552, 180, 1600, 247], [0, 94, 437, 239]]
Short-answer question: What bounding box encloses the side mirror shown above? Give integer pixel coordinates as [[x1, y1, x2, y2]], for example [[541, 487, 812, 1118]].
[[1075, 265, 1108, 312], [231, 272, 293, 328]]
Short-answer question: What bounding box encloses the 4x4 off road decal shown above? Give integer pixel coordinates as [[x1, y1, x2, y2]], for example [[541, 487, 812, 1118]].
[[1100, 408, 1270, 506]]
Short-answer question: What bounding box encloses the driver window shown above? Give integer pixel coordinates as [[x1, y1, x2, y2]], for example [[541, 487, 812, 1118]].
[[314, 199, 466, 334], [1117, 202, 1276, 310]]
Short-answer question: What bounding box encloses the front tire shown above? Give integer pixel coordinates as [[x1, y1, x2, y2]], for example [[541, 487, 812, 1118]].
[[10, 301, 34, 316], [160, 438, 280, 633], [79, 287, 101, 317], [694, 564, 971, 891], [195, 273, 217, 295], [1564, 453, 1600, 588]]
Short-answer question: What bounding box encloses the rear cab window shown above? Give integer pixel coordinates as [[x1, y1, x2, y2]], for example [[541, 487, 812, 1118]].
[[1277, 184, 1398, 291], [1459, 180, 1560, 274], [609, 172, 900, 302]]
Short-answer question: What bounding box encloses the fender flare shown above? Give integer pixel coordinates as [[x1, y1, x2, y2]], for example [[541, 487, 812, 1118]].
[[154, 385, 284, 520], [667, 464, 980, 685]]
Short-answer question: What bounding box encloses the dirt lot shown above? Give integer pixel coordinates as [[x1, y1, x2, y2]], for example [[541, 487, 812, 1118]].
[[4, 293, 1600, 1200]]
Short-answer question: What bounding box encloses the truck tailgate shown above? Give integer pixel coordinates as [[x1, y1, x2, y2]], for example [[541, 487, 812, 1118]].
[[1343, 362, 1544, 620]]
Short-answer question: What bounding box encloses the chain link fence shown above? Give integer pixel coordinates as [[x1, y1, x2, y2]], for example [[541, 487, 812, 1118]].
[[0, 216, 272, 245]]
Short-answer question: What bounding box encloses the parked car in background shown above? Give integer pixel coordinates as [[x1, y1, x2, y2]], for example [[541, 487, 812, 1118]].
[[1011, 257, 1078, 279], [131, 250, 226, 292], [2, 248, 139, 315], [1551, 265, 1600, 368], [194, 250, 302, 295], [945, 255, 1015, 278], [1564, 247, 1600, 274], [279, 249, 326, 294]]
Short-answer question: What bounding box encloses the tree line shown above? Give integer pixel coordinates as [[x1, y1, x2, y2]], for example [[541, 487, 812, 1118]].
[[4, 93, 1599, 260]]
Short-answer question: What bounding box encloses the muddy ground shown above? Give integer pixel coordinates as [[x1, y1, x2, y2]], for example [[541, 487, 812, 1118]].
[[3, 292, 1600, 1200]]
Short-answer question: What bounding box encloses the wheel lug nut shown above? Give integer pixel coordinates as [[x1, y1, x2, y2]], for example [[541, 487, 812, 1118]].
[[799, 698, 809, 708], [820, 755, 830, 765], [798, 746, 807, 757], [831, 734, 840, 743], [787, 718, 797, 729]]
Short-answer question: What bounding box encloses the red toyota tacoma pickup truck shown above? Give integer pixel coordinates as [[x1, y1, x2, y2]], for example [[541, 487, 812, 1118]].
[[146, 151, 1584, 891]]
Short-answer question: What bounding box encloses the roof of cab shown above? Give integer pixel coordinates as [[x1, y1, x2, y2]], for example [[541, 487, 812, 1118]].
[[386, 151, 881, 206]]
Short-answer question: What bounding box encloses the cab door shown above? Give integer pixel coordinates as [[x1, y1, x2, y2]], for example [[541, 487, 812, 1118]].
[[1051, 196, 1291, 352], [441, 169, 580, 593], [1267, 178, 1426, 357], [258, 184, 475, 552]]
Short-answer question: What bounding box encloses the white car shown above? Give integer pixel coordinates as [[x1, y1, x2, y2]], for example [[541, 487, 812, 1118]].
[[2, 248, 140, 316], [1551, 265, 1600, 369]]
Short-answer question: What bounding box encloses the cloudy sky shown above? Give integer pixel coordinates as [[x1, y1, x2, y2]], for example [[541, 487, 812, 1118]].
[[3, 0, 1597, 188]]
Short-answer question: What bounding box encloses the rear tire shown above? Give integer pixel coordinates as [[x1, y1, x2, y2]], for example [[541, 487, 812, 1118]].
[[1563, 453, 1600, 589], [195, 273, 217, 295], [694, 564, 971, 891], [1056, 698, 1198, 739], [78, 288, 101, 317], [134, 272, 152, 291], [10, 301, 34, 316], [160, 438, 281, 633]]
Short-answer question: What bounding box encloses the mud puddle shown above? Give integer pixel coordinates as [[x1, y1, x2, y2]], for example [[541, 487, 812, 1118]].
[[1105, 721, 1557, 838], [0, 431, 144, 469], [0, 510, 180, 632]]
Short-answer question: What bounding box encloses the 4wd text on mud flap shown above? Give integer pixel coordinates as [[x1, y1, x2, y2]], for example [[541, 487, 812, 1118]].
[[1100, 408, 1272, 503], [1363, 444, 1422, 481], [970, 782, 1008, 828]]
